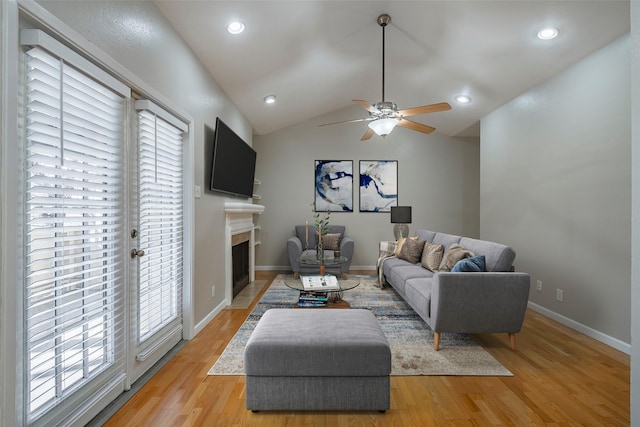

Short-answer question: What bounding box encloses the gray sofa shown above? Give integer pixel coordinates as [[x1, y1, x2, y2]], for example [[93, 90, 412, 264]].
[[381, 229, 530, 351], [287, 225, 354, 277]]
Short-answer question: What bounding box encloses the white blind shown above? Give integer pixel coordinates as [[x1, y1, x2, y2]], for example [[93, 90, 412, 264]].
[[22, 46, 126, 421], [136, 108, 184, 342]]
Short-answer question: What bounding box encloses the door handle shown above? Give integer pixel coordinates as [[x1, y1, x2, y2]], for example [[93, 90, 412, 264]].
[[131, 248, 145, 259]]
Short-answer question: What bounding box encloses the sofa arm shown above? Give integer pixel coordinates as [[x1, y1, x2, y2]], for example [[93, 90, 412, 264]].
[[430, 272, 530, 334], [287, 237, 303, 272], [339, 237, 354, 272]]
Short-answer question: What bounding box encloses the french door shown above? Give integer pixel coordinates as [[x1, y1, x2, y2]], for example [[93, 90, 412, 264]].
[[20, 30, 186, 425], [129, 102, 186, 382]]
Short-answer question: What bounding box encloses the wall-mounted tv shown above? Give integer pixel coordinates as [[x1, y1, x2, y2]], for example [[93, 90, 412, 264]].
[[208, 117, 257, 199]]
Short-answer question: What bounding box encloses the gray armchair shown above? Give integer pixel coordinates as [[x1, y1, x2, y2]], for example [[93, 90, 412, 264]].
[[287, 225, 354, 278]]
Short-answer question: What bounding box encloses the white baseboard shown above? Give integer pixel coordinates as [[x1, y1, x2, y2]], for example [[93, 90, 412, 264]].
[[527, 301, 631, 355], [194, 299, 228, 336]]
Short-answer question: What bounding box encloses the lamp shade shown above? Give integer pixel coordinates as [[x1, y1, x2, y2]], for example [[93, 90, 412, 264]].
[[368, 117, 399, 136], [390, 206, 412, 224]]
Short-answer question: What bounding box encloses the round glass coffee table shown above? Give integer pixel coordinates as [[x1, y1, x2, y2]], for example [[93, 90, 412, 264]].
[[284, 276, 360, 308]]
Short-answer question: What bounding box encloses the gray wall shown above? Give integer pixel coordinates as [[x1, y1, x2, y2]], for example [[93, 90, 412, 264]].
[[630, 0, 639, 422], [253, 105, 480, 269], [481, 35, 631, 344], [36, 1, 253, 327]]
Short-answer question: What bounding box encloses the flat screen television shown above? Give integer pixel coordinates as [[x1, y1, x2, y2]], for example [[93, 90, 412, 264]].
[[208, 117, 257, 198]]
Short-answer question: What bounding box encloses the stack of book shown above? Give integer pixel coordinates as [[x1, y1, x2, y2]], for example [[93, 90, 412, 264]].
[[297, 290, 329, 307], [301, 275, 340, 292]]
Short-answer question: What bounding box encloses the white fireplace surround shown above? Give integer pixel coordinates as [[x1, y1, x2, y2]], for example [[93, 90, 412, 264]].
[[224, 202, 265, 305]]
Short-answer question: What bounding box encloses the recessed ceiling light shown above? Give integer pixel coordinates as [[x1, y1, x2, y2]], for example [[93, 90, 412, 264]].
[[227, 21, 245, 35], [455, 95, 471, 104], [264, 95, 276, 104], [537, 27, 558, 40]]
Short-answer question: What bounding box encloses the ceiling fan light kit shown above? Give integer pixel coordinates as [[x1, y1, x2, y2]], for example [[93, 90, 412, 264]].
[[319, 13, 452, 141], [368, 117, 399, 136]]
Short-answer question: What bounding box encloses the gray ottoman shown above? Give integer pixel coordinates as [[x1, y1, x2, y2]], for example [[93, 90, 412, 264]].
[[244, 308, 391, 412]]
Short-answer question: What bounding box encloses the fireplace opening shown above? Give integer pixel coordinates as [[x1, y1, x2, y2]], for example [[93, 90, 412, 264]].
[[232, 240, 250, 298]]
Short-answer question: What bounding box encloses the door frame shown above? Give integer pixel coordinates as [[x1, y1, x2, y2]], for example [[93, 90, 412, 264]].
[[0, 0, 195, 423]]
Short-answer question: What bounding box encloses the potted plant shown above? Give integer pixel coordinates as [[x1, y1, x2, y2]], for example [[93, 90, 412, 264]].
[[311, 203, 331, 262]]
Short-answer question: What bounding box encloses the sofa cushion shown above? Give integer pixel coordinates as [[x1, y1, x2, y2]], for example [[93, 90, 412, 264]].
[[398, 239, 425, 264], [295, 225, 345, 249], [404, 278, 432, 320], [421, 242, 444, 272], [451, 255, 486, 272], [459, 237, 515, 272], [438, 244, 474, 272], [321, 233, 342, 250], [394, 236, 418, 256], [384, 260, 433, 295]]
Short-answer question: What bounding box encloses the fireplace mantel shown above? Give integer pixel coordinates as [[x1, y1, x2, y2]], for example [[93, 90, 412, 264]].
[[224, 202, 265, 214], [224, 202, 264, 305]]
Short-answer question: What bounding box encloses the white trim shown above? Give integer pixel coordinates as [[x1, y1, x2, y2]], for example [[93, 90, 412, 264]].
[[1, 1, 23, 424], [60, 373, 126, 427], [193, 300, 228, 337], [134, 100, 188, 132], [181, 121, 195, 339], [20, 29, 130, 97], [527, 301, 631, 355]]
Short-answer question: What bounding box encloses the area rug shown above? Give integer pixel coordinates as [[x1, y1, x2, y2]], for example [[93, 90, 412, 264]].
[[208, 274, 512, 376]]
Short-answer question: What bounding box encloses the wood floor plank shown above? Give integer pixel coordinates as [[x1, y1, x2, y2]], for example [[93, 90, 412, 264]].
[[103, 271, 630, 426]]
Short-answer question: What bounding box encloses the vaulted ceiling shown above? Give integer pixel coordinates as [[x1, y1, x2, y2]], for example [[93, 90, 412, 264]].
[[155, 1, 630, 137]]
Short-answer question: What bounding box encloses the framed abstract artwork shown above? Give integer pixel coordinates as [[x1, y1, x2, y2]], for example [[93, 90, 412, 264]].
[[314, 160, 353, 212], [359, 160, 398, 212]]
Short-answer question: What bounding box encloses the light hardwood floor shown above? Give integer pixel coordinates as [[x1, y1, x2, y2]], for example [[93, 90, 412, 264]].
[[104, 271, 630, 426]]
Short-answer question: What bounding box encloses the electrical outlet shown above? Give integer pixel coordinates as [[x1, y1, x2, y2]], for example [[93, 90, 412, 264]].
[[536, 280, 543, 292], [211, 285, 215, 298], [556, 288, 564, 302]]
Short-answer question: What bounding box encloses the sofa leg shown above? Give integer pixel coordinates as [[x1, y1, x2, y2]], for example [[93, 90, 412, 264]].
[[294, 272, 299, 279], [433, 332, 440, 351], [508, 333, 517, 351]]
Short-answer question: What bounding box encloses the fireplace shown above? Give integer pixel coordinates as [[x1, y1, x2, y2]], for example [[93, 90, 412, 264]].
[[224, 202, 265, 305], [232, 238, 250, 297]]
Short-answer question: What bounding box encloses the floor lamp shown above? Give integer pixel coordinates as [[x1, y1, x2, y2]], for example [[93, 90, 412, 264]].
[[391, 206, 412, 240]]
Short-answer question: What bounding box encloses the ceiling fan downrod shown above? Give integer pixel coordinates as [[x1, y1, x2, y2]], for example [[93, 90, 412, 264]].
[[378, 14, 390, 103]]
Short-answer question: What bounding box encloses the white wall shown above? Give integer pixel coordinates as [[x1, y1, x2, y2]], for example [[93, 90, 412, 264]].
[[34, 1, 252, 327], [481, 35, 631, 345], [253, 105, 480, 269]]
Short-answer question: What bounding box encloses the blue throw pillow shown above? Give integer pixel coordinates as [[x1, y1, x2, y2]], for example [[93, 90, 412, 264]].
[[451, 255, 486, 272]]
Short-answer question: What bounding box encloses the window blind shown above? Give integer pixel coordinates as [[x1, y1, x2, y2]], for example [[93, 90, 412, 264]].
[[22, 45, 126, 422], [135, 105, 184, 343]]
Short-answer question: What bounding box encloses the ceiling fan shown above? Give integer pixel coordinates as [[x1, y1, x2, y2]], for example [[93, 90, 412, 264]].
[[319, 14, 452, 141]]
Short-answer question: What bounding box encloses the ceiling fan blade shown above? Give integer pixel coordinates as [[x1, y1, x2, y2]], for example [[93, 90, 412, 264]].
[[353, 99, 380, 114], [360, 128, 375, 141], [397, 102, 452, 117], [318, 118, 370, 127], [397, 119, 436, 134]]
